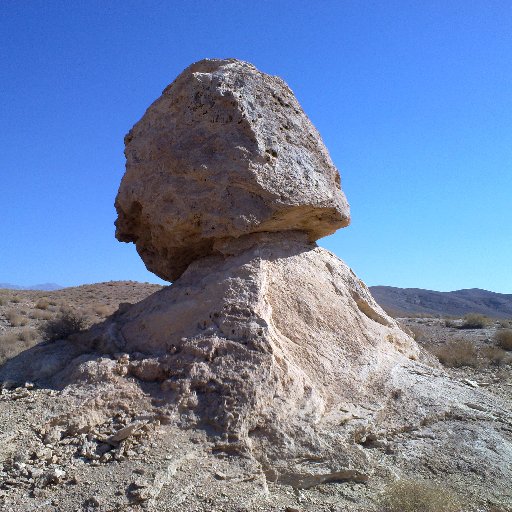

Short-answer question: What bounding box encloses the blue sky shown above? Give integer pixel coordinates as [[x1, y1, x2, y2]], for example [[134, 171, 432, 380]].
[[1, 1, 511, 292]]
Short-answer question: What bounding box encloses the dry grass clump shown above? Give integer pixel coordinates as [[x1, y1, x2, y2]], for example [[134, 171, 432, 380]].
[[495, 329, 512, 351], [10, 295, 21, 303], [17, 328, 38, 343], [40, 311, 87, 342], [35, 298, 50, 310], [429, 338, 512, 369], [480, 346, 512, 366], [407, 325, 428, 342], [91, 304, 114, 317], [460, 313, 491, 329], [29, 309, 54, 320], [431, 339, 479, 368], [0, 331, 37, 366], [5, 310, 28, 327], [379, 479, 462, 512]]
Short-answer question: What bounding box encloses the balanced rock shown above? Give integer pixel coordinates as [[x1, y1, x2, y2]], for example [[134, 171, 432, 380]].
[[115, 58, 350, 281], [1, 59, 512, 509]]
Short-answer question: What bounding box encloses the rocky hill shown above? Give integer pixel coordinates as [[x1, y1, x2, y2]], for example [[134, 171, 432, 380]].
[[370, 286, 512, 318]]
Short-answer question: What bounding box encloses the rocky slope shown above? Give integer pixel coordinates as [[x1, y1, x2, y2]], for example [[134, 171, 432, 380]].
[[371, 286, 512, 318]]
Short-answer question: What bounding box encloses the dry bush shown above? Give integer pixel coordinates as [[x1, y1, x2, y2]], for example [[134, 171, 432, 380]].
[[444, 318, 458, 328], [10, 296, 21, 303], [35, 298, 50, 310], [498, 320, 512, 329], [480, 346, 512, 366], [5, 310, 28, 327], [407, 325, 428, 342], [0, 332, 35, 366], [91, 304, 114, 317], [0, 296, 7, 306], [431, 339, 479, 368], [40, 311, 87, 342], [460, 313, 491, 329], [29, 309, 53, 320], [379, 479, 462, 512], [17, 328, 38, 342], [495, 329, 512, 351]]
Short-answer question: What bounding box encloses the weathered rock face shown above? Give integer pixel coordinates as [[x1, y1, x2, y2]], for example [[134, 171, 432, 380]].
[[115, 58, 350, 281], [1, 232, 423, 448], [81, 232, 421, 440]]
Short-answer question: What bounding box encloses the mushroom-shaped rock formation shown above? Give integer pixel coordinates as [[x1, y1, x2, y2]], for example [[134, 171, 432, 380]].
[[115, 58, 350, 281], [1, 59, 511, 510]]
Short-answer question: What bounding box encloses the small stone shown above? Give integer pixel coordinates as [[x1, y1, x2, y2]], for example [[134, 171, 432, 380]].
[[39, 468, 66, 487]]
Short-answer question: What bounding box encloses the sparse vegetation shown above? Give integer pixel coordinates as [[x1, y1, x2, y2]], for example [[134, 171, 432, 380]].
[[495, 329, 512, 351], [5, 310, 28, 327], [91, 304, 113, 317], [480, 346, 512, 366], [29, 309, 54, 320], [407, 325, 427, 342], [17, 328, 38, 343], [431, 339, 479, 368], [40, 311, 87, 342], [35, 298, 50, 310], [379, 479, 462, 512], [0, 332, 36, 366], [460, 313, 491, 329]]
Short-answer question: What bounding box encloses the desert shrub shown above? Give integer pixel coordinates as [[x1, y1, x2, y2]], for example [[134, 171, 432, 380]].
[[407, 325, 428, 342], [480, 346, 512, 366], [379, 479, 462, 512], [40, 311, 87, 342], [0, 296, 6, 306], [495, 329, 512, 351], [35, 298, 49, 310], [17, 328, 38, 343], [29, 309, 53, 320], [0, 332, 35, 366], [498, 320, 512, 329], [460, 313, 491, 329], [91, 304, 113, 317], [431, 339, 479, 368], [5, 310, 28, 327], [444, 318, 458, 328], [10, 296, 21, 303]]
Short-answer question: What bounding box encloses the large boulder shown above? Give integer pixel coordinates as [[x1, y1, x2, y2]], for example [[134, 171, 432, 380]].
[[115, 58, 350, 281]]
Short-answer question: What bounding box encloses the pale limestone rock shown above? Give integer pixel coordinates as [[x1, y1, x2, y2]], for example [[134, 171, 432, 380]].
[[115, 58, 349, 281], [71, 232, 422, 444]]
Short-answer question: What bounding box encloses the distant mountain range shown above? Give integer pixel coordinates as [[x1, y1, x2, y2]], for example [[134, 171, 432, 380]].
[[0, 283, 63, 291], [370, 286, 512, 319]]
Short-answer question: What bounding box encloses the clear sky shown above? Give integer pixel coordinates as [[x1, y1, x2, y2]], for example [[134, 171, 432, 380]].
[[1, 1, 511, 292]]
